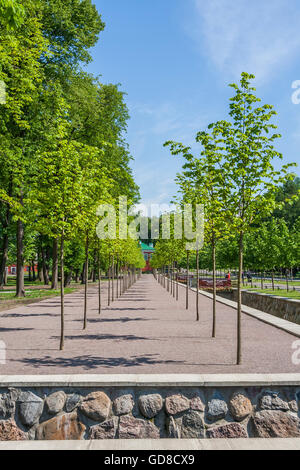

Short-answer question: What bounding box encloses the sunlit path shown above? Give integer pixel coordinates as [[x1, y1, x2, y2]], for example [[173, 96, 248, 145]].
[[0, 275, 298, 375]]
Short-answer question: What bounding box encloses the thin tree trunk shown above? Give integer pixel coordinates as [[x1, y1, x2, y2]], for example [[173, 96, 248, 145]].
[[83, 234, 89, 330], [60, 232, 65, 351], [237, 232, 244, 365], [212, 239, 217, 338], [16, 218, 25, 298], [38, 251, 44, 283], [93, 250, 97, 283], [116, 259, 119, 299], [196, 249, 199, 321], [98, 248, 102, 315], [167, 266, 170, 292], [172, 263, 175, 297], [271, 270, 275, 291], [186, 252, 189, 310], [173, 262, 176, 298], [51, 238, 59, 289], [176, 264, 179, 301], [108, 258, 111, 306], [112, 255, 115, 302], [81, 262, 86, 285]]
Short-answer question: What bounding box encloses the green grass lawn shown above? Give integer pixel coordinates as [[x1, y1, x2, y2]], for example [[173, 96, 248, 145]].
[[6, 277, 45, 288], [243, 287, 300, 300], [233, 281, 300, 289], [269, 280, 300, 287], [0, 287, 75, 301]]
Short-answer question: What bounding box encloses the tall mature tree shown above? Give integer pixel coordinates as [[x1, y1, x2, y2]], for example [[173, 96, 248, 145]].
[[0, 0, 46, 296]]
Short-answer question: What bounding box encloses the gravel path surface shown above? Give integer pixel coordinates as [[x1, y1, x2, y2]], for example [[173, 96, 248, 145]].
[[0, 275, 299, 375]]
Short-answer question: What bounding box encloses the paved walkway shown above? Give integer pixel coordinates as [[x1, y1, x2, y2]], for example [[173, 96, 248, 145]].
[[0, 275, 299, 375]]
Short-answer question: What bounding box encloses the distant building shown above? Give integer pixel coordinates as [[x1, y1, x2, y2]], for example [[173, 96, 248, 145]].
[[7, 265, 37, 275], [140, 242, 155, 272]]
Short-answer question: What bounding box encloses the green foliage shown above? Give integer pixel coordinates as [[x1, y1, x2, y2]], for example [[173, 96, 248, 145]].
[[0, 0, 25, 29], [273, 176, 300, 228]]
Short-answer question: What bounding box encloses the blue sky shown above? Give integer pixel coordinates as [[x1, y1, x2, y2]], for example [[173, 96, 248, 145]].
[[87, 0, 300, 209]]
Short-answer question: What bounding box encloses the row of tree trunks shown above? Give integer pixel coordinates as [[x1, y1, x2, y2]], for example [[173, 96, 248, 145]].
[[107, 263, 138, 306]]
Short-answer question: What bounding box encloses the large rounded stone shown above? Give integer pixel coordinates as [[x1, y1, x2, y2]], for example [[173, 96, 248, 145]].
[[18, 391, 44, 427], [36, 412, 85, 440], [45, 391, 66, 415], [80, 392, 111, 422], [165, 394, 190, 416], [252, 410, 300, 438], [207, 395, 228, 422], [0, 419, 26, 441], [229, 391, 253, 422], [113, 394, 134, 416], [0, 392, 15, 420], [181, 410, 205, 438], [66, 393, 82, 413], [138, 394, 163, 418], [259, 391, 289, 411], [190, 395, 205, 412], [89, 418, 118, 440], [119, 415, 160, 439], [207, 423, 248, 439]]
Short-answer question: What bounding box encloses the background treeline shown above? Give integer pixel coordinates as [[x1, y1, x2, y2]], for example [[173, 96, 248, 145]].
[[144, 176, 300, 277], [0, 0, 144, 297], [0, 1, 146, 348]]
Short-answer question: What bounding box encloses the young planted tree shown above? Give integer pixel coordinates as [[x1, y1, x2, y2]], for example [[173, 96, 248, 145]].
[[218, 73, 296, 364], [30, 135, 91, 350], [166, 129, 229, 336]]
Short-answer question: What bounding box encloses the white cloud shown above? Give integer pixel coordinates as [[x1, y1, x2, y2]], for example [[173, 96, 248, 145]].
[[190, 0, 300, 82], [129, 101, 208, 144], [127, 101, 210, 206]]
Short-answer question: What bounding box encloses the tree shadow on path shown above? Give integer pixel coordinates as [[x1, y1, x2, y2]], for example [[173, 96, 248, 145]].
[[50, 333, 156, 342], [11, 354, 198, 370]]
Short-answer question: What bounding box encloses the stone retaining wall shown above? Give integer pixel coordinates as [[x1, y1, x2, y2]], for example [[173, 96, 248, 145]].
[[0, 381, 299, 440], [218, 290, 300, 325]]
